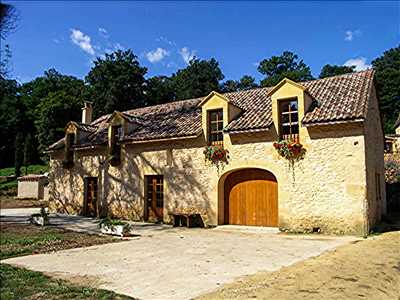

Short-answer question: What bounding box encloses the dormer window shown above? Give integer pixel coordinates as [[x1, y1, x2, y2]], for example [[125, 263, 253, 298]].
[[109, 125, 122, 166], [208, 109, 223, 145], [279, 98, 299, 142], [63, 133, 75, 169]]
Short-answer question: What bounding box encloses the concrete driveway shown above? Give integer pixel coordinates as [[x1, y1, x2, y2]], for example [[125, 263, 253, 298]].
[[3, 225, 356, 300]]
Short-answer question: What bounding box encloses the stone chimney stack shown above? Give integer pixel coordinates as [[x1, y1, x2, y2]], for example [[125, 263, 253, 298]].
[[82, 102, 93, 124]]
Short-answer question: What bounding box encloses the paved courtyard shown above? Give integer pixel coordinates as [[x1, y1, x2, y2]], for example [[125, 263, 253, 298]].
[[2, 210, 357, 300]]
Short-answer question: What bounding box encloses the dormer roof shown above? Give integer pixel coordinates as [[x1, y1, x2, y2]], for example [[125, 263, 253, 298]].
[[47, 69, 375, 150]]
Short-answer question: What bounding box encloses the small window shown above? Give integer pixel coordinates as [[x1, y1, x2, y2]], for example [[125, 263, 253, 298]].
[[63, 133, 75, 169], [279, 98, 299, 142], [109, 125, 122, 166], [208, 109, 224, 145]]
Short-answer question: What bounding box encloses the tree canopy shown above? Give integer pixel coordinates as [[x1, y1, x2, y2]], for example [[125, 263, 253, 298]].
[[258, 51, 314, 87], [171, 58, 224, 100], [372, 46, 400, 133], [1, 46, 399, 169], [85, 50, 148, 118], [319, 64, 355, 79]]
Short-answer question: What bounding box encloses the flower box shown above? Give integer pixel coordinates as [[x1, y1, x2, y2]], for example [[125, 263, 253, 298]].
[[30, 214, 49, 226], [30, 207, 49, 226], [98, 218, 132, 237], [204, 144, 229, 171]]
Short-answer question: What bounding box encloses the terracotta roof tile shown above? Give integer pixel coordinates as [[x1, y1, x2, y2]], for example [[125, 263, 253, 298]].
[[48, 70, 374, 150]]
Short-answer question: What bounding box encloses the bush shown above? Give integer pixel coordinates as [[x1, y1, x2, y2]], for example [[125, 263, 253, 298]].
[[385, 154, 400, 184]]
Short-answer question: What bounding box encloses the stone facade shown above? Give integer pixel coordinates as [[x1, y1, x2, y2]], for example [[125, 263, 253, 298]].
[[49, 123, 384, 235], [48, 74, 386, 236]]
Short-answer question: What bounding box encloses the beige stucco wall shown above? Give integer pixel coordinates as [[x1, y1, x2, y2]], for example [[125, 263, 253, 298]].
[[49, 123, 376, 235], [363, 84, 386, 230], [17, 180, 45, 199]]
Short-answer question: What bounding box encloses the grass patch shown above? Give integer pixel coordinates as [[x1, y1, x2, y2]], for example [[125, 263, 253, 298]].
[[0, 264, 134, 300], [0, 164, 49, 177], [0, 164, 49, 192], [0, 223, 122, 260]]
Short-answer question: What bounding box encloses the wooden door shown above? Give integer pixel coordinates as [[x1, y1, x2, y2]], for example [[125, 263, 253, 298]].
[[224, 169, 278, 227], [84, 177, 98, 217], [145, 175, 164, 222]]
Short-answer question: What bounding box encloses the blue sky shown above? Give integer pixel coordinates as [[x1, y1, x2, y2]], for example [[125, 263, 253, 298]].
[[4, 1, 400, 83]]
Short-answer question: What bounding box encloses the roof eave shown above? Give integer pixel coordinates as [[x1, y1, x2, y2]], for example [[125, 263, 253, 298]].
[[302, 118, 364, 127]]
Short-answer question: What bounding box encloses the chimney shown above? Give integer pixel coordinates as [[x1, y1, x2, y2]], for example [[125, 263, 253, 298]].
[[82, 102, 93, 124]]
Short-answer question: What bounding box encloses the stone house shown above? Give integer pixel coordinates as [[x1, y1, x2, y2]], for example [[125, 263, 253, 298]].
[[47, 70, 385, 235]]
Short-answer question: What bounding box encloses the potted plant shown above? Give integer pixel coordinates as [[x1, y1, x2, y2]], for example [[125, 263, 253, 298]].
[[30, 207, 49, 226], [273, 140, 307, 181], [98, 217, 132, 237], [204, 144, 229, 172]]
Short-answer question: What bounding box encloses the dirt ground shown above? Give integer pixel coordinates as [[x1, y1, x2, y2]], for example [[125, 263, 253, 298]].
[[0, 222, 122, 259], [0, 194, 46, 209], [198, 231, 400, 300]]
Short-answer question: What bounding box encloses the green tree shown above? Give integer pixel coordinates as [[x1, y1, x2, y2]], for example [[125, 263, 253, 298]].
[[372, 46, 400, 133], [0, 77, 22, 167], [35, 89, 83, 157], [319, 64, 355, 79], [85, 50, 147, 118], [1, 3, 18, 78], [238, 75, 258, 90], [220, 80, 239, 93], [258, 51, 313, 87], [172, 58, 224, 100], [23, 133, 34, 175], [14, 132, 24, 178], [19, 69, 85, 159], [145, 76, 176, 105]]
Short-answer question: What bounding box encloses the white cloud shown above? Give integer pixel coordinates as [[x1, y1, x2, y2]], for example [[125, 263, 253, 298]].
[[344, 29, 361, 41], [99, 27, 107, 34], [70, 29, 95, 55], [98, 27, 109, 39], [53, 38, 60, 44], [343, 57, 371, 71], [146, 47, 170, 63], [114, 43, 125, 51], [179, 47, 196, 64]]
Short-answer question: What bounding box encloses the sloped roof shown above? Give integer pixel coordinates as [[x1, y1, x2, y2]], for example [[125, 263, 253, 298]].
[[47, 69, 375, 151]]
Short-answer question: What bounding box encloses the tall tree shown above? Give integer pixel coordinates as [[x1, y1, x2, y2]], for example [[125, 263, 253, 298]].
[[319, 64, 355, 79], [145, 76, 176, 105], [0, 77, 22, 167], [220, 75, 258, 93], [23, 133, 34, 175], [0, 2, 18, 40], [220, 80, 239, 93], [372, 46, 400, 133], [258, 51, 313, 87], [14, 132, 24, 178], [171, 58, 224, 100], [238, 75, 258, 90], [0, 3, 18, 78], [28, 70, 85, 156], [85, 49, 147, 118], [17, 69, 85, 159]]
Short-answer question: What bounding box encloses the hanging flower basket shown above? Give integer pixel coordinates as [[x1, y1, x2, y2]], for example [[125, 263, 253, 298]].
[[273, 140, 306, 161], [273, 140, 306, 181], [204, 144, 229, 171]]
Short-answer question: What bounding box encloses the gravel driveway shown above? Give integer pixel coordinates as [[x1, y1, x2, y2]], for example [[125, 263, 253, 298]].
[[3, 226, 356, 300]]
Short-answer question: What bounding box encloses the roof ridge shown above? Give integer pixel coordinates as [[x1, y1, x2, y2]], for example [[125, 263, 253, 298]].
[[91, 69, 374, 125]]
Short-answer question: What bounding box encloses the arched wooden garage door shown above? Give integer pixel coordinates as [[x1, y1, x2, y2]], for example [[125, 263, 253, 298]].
[[224, 169, 278, 227]]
